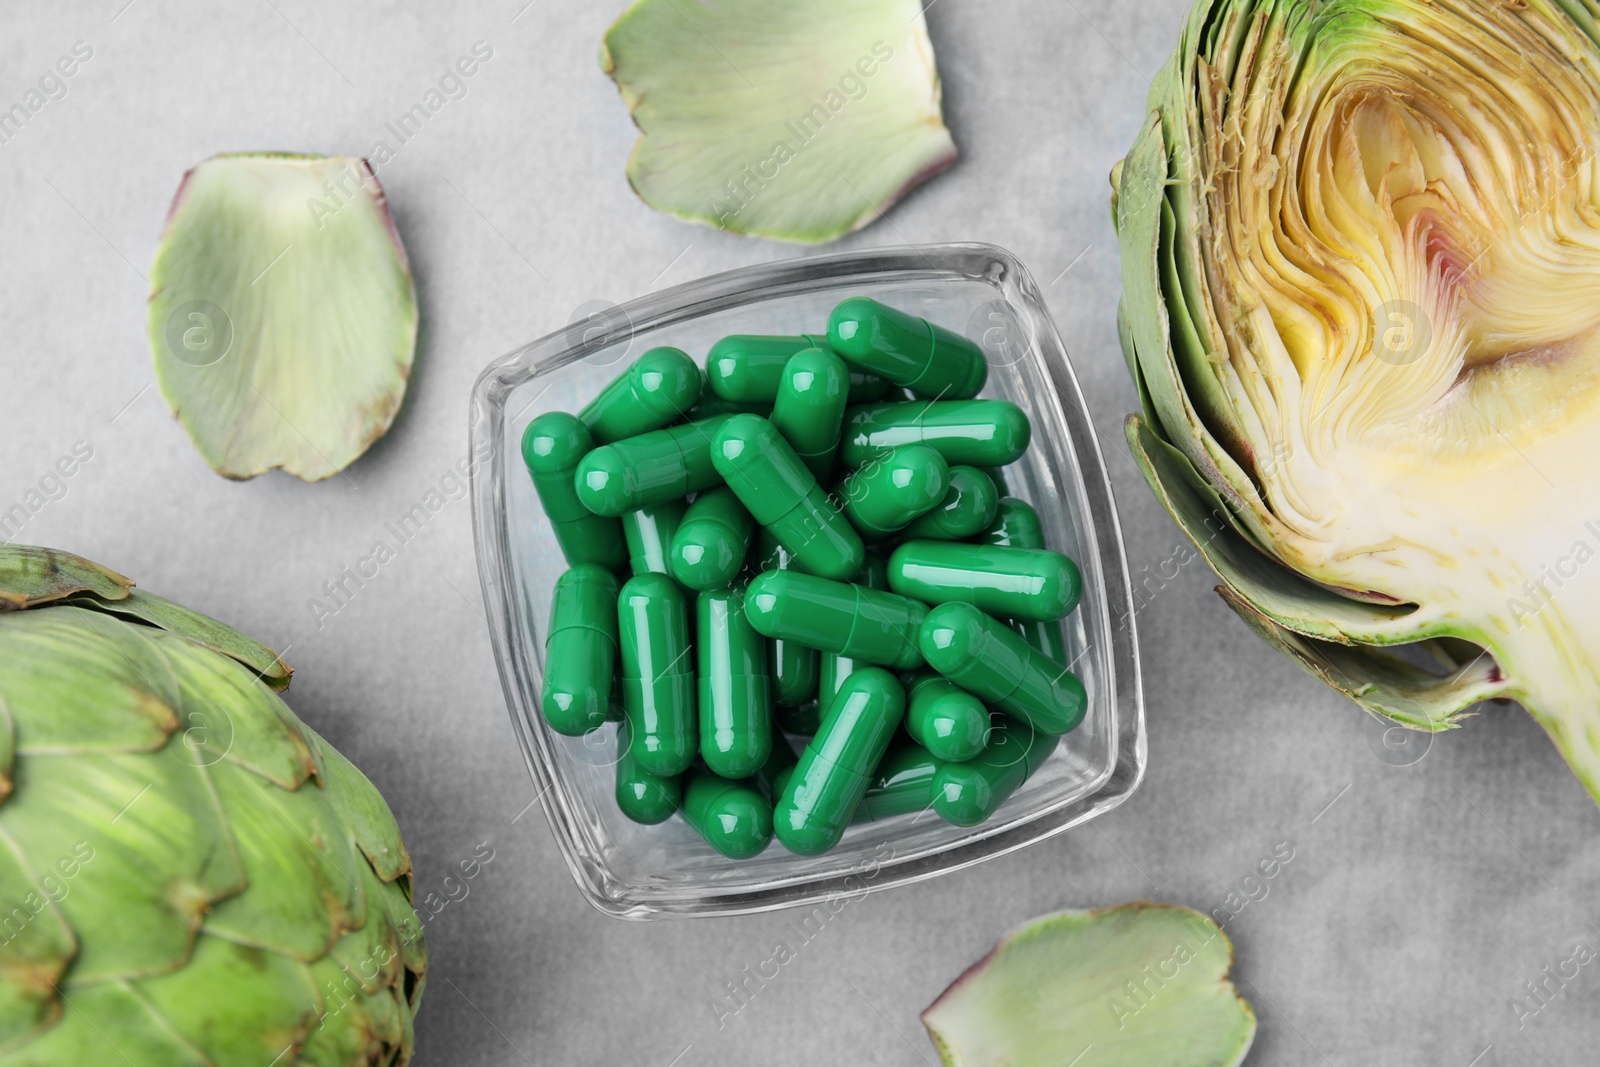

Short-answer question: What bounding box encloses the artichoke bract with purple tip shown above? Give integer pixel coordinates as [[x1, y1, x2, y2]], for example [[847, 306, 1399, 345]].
[[0, 545, 425, 1066], [1116, 0, 1600, 802]]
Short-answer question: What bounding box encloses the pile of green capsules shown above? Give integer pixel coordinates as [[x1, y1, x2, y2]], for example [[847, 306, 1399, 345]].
[[521, 296, 1086, 859]]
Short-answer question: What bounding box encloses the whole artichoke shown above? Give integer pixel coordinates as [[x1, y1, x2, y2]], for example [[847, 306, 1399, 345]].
[[1116, 0, 1600, 800], [0, 546, 426, 1065]]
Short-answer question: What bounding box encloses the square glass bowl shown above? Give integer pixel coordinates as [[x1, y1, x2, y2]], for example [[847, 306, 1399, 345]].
[[469, 243, 1145, 918]]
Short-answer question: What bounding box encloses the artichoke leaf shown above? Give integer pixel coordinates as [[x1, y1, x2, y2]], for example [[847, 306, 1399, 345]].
[[0, 546, 130, 612], [78, 587, 292, 691], [0, 827, 74, 1052], [148, 153, 418, 482], [922, 903, 1255, 1067], [601, 0, 957, 243], [0, 980, 207, 1067]]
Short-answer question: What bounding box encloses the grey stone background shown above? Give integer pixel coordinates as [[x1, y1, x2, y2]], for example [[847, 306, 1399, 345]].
[[4, 1, 1597, 1063]]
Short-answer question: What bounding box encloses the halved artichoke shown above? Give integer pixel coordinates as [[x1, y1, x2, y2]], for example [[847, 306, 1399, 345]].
[[0, 545, 425, 1065], [601, 0, 957, 243], [149, 153, 418, 482], [1116, 0, 1600, 800], [922, 904, 1255, 1066]]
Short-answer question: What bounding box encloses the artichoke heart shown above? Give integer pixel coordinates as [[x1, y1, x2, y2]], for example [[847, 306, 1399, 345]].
[[1116, 0, 1600, 801]]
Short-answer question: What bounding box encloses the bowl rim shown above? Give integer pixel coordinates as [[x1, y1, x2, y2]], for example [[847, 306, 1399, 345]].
[[469, 241, 1146, 919]]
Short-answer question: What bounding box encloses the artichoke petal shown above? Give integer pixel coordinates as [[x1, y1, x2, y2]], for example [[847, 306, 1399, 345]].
[[78, 588, 292, 691], [601, 0, 957, 243], [0, 546, 130, 612], [0, 828, 74, 1052], [922, 903, 1255, 1067], [299, 956, 406, 1067], [148, 153, 418, 482], [0, 980, 207, 1066]]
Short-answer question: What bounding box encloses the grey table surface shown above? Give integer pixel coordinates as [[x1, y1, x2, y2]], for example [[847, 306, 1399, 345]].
[[5, 1, 1598, 1064]]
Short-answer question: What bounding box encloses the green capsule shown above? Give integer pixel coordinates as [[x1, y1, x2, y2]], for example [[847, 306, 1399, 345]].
[[617, 573, 696, 776], [975, 498, 1069, 658], [818, 553, 890, 703], [521, 413, 627, 569], [670, 487, 754, 591], [707, 334, 891, 403], [919, 602, 1086, 736], [932, 716, 1058, 826], [840, 401, 1031, 469], [621, 499, 688, 576], [680, 770, 773, 859], [776, 667, 905, 855], [888, 541, 1083, 622], [771, 347, 851, 482], [901, 465, 1000, 541], [615, 721, 682, 825], [711, 414, 864, 582], [578, 347, 703, 444], [575, 415, 729, 517], [905, 670, 990, 763], [746, 570, 926, 671], [750, 532, 821, 707], [707, 334, 830, 401], [835, 444, 950, 541], [697, 585, 772, 779], [826, 297, 988, 400], [540, 565, 620, 736], [855, 743, 944, 822], [754, 731, 799, 803]]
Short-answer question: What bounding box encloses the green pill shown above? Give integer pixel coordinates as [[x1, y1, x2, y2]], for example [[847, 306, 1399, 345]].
[[855, 742, 944, 822], [746, 570, 927, 671], [826, 297, 988, 400], [932, 716, 1058, 826], [901, 465, 1000, 541], [697, 585, 772, 779], [835, 444, 949, 540], [919, 602, 1086, 736], [772, 347, 851, 482], [818, 553, 890, 703], [711, 414, 864, 582], [621, 499, 687, 576], [905, 670, 990, 763], [680, 770, 773, 859], [888, 541, 1083, 622], [575, 415, 729, 517], [540, 565, 620, 736], [776, 667, 906, 855], [617, 573, 697, 776], [706, 334, 891, 403], [754, 732, 799, 803], [840, 400, 1031, 469], [615, 721, 682, 825], [976, 498, 1069, 659], [751, 532, 821, 707], [521, 412, 626, 569], [579, 347, 703, 444], [670, 487, 755, 591]]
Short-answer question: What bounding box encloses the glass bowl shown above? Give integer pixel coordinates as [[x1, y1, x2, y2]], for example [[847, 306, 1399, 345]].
[[469, 243, 1145, 919]]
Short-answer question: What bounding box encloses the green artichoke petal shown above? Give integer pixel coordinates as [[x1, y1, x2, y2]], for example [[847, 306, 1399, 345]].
[[202, 763, 367, 964], [133, 934, 319, 1067], [0, 547, 130, 612], [0, 980, 207, 1067], [78, 588, 291, 691], [157, 632, 319, 791], [0, 753, 243, 983], [922, 903, 1255, 1067], [0, 610, 179, 756], [1218, 586, 1511, 731], [313, 741, 411, 884], [298, 955, 405, 1067], [0, 828, 74, 1052]]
